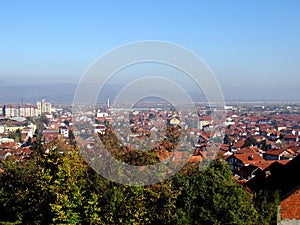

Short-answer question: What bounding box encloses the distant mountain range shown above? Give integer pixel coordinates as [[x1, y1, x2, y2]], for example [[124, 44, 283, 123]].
[[0, 82, 299, 104], [0, 83, 77, 104], [0, 82, 207, 104]]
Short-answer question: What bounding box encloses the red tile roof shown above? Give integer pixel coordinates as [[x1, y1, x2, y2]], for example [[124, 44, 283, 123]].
[[281, 187, 300, 220], [232, 139, 245, 149], [233, 153, 265, 166]]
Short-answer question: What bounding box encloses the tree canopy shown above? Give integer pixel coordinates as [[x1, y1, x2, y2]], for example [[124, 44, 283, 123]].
[[0, 138, 277, 224]]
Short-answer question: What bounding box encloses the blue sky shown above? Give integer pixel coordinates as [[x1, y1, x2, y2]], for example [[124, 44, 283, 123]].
[[0, 0, 300, 101]]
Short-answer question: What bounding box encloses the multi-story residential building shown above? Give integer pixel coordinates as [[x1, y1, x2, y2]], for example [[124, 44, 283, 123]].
[[3, 105, 19, 117], [37, 99, 52, 115], [19, 105, 38, 117], [3, 104, 38, 117]]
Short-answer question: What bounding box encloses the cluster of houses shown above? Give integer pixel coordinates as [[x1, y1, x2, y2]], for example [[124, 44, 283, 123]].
[[214, 106, 300, 222], [0, 117, 36, 162], [128, 110, 182, 138], [0, 104, 72, 164], [41, 113, 71, 143], [2, 101, 300, 222], [0, 99, 52, 117], [218, 110, 300, 177]]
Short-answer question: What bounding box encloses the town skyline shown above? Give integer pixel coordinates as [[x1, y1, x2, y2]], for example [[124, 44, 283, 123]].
[[1, 99, 300, 223]]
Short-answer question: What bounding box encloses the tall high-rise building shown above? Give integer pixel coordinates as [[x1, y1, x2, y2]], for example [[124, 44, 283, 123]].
[[37, 99, 52, 115]]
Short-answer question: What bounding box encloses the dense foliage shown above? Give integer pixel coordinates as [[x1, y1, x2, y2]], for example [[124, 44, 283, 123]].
[[0, 139, 278, 224]]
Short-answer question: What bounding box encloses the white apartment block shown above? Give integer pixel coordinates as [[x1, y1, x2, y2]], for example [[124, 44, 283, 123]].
[[19, 105, 38, 117], [37, 99, 52, 115], [3, 105, 19, 117], [3, 105, 38, 117]]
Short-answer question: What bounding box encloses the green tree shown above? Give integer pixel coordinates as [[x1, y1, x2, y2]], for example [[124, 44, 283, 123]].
[[8, 129, 22, 143], [0, 138, 103, 224], [244, 136, 257, 147], [34, 114, 50, 135], [260, 139, 271, 151], [176, 161, 260, 225], [0, 138, 275, 225], [223, 134, 230, 144], [0, 154, 54, 224], [49, 145, 102, 224], [39, 114, 50, 125], [254, 190, 280, 225]]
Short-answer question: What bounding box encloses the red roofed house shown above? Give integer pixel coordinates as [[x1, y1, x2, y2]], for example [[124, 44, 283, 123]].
[[226, 152, 266, 180], [284, 134, 298, 142], [232, 139, 245, 151], [246, 155, 300, 222], [263, 148, 295, 160]]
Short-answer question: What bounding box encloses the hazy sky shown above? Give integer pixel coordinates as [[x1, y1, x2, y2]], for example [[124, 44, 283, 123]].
[[0, 0, 300, 101]]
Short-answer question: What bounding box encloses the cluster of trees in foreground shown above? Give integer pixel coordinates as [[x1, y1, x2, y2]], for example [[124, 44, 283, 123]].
[[0, 139, 279, 225]]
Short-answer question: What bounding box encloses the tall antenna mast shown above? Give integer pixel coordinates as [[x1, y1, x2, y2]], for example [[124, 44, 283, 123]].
[[107, 95, 110, 110]]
